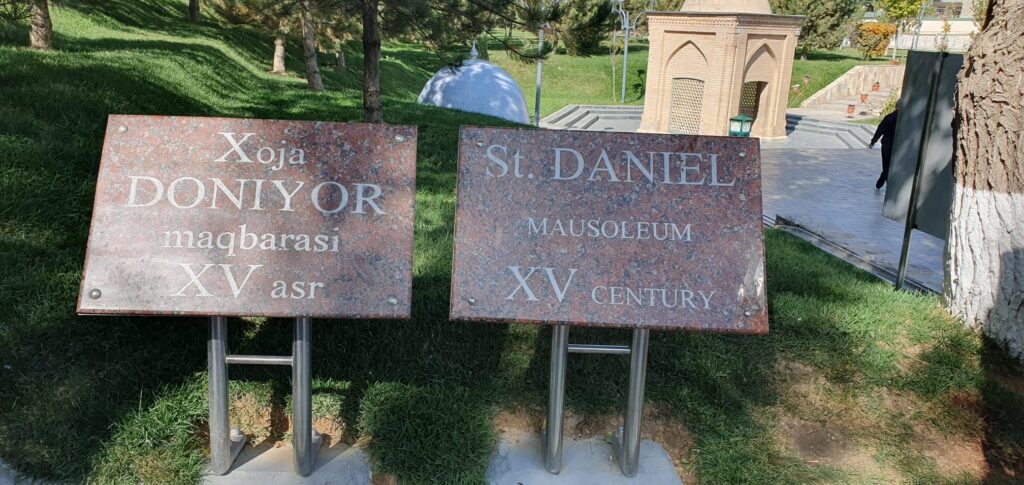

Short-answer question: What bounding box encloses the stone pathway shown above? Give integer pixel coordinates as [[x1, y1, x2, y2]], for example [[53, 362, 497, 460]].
[[760, 147, 944, 293]]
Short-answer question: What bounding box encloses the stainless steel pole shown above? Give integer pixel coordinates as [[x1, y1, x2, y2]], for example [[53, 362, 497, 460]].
[[620, 24, 630, 103], [619, 328, 649, 476], [544, 323, 569, 474], [292, 316, 315, 476], [208, 316, 231, 475], [535, 28, 544, 127]]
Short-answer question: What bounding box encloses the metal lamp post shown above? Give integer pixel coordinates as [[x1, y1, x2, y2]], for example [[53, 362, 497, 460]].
[[535, 26, 545, 127], [728, 114, 753, 137], [612, 0, 655, 104]]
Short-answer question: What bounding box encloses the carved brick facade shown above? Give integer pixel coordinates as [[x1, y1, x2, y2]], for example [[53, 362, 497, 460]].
[[639, 11, 802, 139]]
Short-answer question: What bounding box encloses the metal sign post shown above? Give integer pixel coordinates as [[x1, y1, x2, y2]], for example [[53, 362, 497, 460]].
[[896, 52, 947, 291], [76, 117, 416, 479], [207, 316, 322, 476], [544, 324, 651, 477], [450, 128, 768, 482]]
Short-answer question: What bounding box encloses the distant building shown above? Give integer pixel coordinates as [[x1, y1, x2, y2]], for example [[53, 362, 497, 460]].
[[639, 0, 802, 138], [863, 0, 979, 52]]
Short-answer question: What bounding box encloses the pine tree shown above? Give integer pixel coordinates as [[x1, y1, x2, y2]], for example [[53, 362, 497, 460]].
[[878, 0, 927, 58], [771, 0, 861, 58], [0, 0, 53, 49]]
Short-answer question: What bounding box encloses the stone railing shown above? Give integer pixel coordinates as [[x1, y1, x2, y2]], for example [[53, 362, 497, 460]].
[[800, 65, 904, 107]]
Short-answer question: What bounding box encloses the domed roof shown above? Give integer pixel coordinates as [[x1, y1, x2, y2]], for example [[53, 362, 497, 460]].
[[418, 45, 529, 124], [680, 0, 772, 14]]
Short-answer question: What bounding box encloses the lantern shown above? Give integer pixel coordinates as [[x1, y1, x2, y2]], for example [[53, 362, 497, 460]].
[[728, 114, 753, 137]]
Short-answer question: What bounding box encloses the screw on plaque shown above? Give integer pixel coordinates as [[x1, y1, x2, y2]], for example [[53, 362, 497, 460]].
[[118, 126, 127, 133], [476, 141, 484, 147], [739, 151, 747, 158], [743, 309, 753, 317], [467, 297, 477, 305], [88, 289, 102, 299], [387, 295, 399, 305], [394, 134, 406, 143]]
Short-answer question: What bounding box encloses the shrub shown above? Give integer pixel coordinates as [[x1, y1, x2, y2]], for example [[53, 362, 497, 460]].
[[855, 22, 896, 60], [880, 89, 900, 117]]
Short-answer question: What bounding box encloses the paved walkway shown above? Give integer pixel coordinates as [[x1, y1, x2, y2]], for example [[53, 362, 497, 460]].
[[760, 147, 945, 292]]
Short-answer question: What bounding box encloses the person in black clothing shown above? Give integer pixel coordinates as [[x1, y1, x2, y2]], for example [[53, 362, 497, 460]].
[[870, 107, 899, 189]]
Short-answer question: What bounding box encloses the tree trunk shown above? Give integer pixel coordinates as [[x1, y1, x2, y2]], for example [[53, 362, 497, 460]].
[[362, 0, 382, 123], [335, 48, 345, 73], [947, 0, 1024, 359], [188, 0, 199, 22], [29, 0, 52, 50], [272, 33, 287, 74], [299, 1, 324, 92]]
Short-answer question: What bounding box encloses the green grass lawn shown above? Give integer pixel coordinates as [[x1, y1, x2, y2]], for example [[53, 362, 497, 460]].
[[2, 2, 1023, 484], [486, 39, 649, 118], [787, 49, 900, 108], [485, 33, 898, 119]]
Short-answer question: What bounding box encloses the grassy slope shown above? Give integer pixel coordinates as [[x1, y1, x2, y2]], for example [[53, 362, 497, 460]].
[[486, 34, 895, 118], [788, 49, 897, 107], [487, 41, 649, 118], [1, 3, 1023, 484]]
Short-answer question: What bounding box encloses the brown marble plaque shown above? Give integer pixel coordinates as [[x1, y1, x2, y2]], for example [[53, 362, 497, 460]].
[[77, 115, 416, 319], [450, 127, 767, 333]]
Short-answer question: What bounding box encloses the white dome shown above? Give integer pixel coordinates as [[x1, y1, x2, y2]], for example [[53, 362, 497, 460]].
[[680, 0, 772, 14], [418, 53, 529, 124]]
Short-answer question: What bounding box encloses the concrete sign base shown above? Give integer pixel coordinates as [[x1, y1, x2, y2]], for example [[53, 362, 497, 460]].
[[486, 434, 683, 485], [203, 443, 371, 485]]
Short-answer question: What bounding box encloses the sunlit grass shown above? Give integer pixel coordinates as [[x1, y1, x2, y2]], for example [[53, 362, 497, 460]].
[[1, 2, 1021, 484]]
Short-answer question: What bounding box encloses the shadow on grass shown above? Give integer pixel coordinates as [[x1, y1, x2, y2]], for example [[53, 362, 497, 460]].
[[3, 3, 1022, 483], [979, 247, 1024, 482], [800, 50, 863, 62]]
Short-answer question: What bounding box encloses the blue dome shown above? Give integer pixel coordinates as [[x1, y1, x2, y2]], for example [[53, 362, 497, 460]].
[[418, 53, 529, 124]]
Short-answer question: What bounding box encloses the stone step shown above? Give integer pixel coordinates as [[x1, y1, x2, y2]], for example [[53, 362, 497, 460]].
[[783, 125, 857, 148], [786, 115, 875, 130], [542, 105, 644, 130], [786, 119, 875, 145], [544, 105, 582, 124], [542, 105, 643, 126], [784, 115, 874, 149], [786, 116, 875, 136]]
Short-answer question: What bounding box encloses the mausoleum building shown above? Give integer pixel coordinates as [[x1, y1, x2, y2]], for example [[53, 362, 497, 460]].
[[638, 0, 802, 138]]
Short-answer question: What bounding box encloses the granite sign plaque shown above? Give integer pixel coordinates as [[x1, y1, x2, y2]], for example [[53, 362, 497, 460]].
[[78, 115, 416, 319], [450, 127, 767, 333]]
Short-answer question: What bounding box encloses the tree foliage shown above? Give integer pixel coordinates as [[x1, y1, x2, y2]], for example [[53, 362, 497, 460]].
[[1, 0, 53, 49], [204, 0, 297, 31], [971, 0, 989, 28], [561, 0, 613, 56], [854, 22, 895, 59], [879, 0, 925, 24], [0, 0, 32, 23], [771, 0, 862, 53]]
